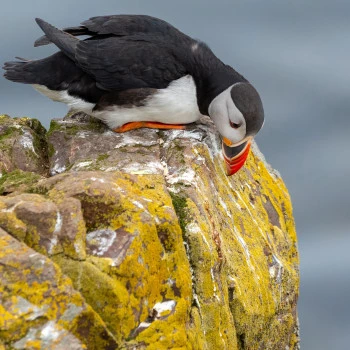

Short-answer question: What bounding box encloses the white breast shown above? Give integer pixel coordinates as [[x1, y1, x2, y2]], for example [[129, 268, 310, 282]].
[[33, 75, 203, 129], [93, 75, 203, 129]]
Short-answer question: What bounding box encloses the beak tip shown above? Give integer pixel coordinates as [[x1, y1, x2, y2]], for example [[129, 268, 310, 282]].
[[222, 140, 251, 176]]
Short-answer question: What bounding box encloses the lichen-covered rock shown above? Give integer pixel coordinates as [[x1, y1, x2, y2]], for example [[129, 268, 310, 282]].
[[0, 227, 118, 349], [47, 113, 162, 176], [0, 114, 299, 349], [0, 115, 49, 177]]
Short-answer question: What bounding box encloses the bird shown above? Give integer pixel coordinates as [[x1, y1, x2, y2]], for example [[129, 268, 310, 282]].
[[3, 15, 264, 175]]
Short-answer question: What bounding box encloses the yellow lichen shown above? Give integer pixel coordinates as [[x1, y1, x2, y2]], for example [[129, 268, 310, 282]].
[[0, 117, 299, 349]]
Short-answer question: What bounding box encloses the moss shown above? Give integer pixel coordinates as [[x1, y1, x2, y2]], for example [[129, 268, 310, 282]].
[[47, 142, 55, 158], [15, 117, 47, 136], [0, 117, 46, 145], [32, 129, 48, 157], [47, 118, 106, 139], [0, 126, 23, 143], [47, 119, 83, 137], [65, 124, 83, 136], [46, 120, 62, 137], [169, 140, 186, 166], [85, 119, 106, 133], [0, 170, 41, 195], [96, 153, 110, 162], [0, 116, 49, 176], [27, 185, 49, 196], [169, 192, 190, 233], [0, 114, 11, 121]]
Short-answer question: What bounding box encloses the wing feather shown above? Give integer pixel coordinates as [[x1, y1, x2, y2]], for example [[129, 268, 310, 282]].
[[35, 15, 189, 46], [75, 35, 187, 90]]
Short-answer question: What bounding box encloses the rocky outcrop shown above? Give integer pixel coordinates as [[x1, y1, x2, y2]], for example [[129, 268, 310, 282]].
[[0, 114, 299, 349]]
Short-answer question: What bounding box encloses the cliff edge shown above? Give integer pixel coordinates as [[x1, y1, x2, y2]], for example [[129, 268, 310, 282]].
[[0, 114, 299, 350]]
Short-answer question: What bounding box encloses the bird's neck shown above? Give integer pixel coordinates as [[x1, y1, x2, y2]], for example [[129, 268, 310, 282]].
[[182, 43, 248, 115], [194, 68, 247, 115]]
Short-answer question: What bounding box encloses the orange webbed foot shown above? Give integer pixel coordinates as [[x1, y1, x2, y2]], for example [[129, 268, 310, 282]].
[[113, 121, 187, 133]]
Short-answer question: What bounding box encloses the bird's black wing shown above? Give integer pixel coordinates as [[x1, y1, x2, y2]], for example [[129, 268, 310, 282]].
[[75, 34, 188, 90], [81, 15, 183, 37], [33, 19, 188, 91], [35, 15, 188, 47]]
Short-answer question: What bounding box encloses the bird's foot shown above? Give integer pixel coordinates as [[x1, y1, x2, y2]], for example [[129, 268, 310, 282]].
[[113, 121, 187, 133]]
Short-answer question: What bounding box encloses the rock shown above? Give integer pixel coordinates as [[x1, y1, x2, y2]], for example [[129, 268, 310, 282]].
[[47, 113, 162, 176], [0, 114, 300, 349], [0, 169, 44, 195], [0, 227, 118, 349], [0, 115, 49, 177]]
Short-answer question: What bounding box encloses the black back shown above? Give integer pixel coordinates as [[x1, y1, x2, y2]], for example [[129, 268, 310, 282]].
[[4, 15, 248, 114], [35, 15, 187, 46]]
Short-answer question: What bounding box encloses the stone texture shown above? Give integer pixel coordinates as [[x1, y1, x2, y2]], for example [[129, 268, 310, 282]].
[[0, 227, 118, 349], [0, 115, 49, 177], [47, 113, 162, 176], [0, 114, 300, 349]]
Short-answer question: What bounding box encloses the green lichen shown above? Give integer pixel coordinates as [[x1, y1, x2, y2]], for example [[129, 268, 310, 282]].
[[27, 185, 49, 196], [169, 192, 190, 233], [47, 117, 105, 139], [0, 114, 10, 121], [84, 119, 106, 133], [15, 117, 47, 136], [46, 120, 62, 137], [96, 153, 110, 163], [0, 170, 41, 195], [169, 140, 186, 165], [47, 142, 55, 158], [32, 129, 48, 158], [61, 124, 81, 137], [0, 126, 23, 143], [47, 119, 83, 137], [0, 116, 49, 176]]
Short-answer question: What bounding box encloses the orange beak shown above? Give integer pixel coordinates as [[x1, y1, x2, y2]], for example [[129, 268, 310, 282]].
[[222, 137, 251, 176]]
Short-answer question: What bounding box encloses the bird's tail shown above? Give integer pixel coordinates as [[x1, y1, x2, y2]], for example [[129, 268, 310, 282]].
[[3, 51, 80, 87], [3, 18, 81, 86], [3, 58, 39, 84], [35, 18, 78, 61]]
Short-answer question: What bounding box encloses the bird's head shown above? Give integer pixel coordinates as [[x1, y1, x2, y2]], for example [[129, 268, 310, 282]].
[[208, 82, 264, 175]]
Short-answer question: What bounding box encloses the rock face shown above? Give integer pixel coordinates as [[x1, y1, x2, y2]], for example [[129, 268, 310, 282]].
[[0, 114, 299, 350]]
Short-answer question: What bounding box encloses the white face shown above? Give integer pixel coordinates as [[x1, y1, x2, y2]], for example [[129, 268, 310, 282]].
[[208, 84, 247, 145]]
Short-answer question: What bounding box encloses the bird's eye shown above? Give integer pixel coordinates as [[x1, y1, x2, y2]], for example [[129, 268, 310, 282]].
[[229, 120, 241, 129]]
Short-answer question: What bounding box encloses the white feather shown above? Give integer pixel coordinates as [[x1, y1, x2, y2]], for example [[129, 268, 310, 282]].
[[33, 75, 203, 129], [208, 84, 246, 144], [33, 84, 95, 113], [93, 75, 203, 128]]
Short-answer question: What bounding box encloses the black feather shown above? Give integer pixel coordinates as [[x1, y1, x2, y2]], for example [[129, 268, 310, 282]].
[[74, 34, 187, 90], [3, 52, 105, 103], [35, 18, 78, 61], [34, 26, 93, 47], [34, 15, 188, 46], [4, 15, 248, 115]]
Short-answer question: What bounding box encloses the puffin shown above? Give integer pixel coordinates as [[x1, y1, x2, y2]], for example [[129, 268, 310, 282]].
[[3, 15, 264, 175]]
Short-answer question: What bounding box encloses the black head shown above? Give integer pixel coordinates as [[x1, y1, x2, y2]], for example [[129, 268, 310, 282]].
[[208, 81, 265, 176], [230, 82, 264, 137]]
